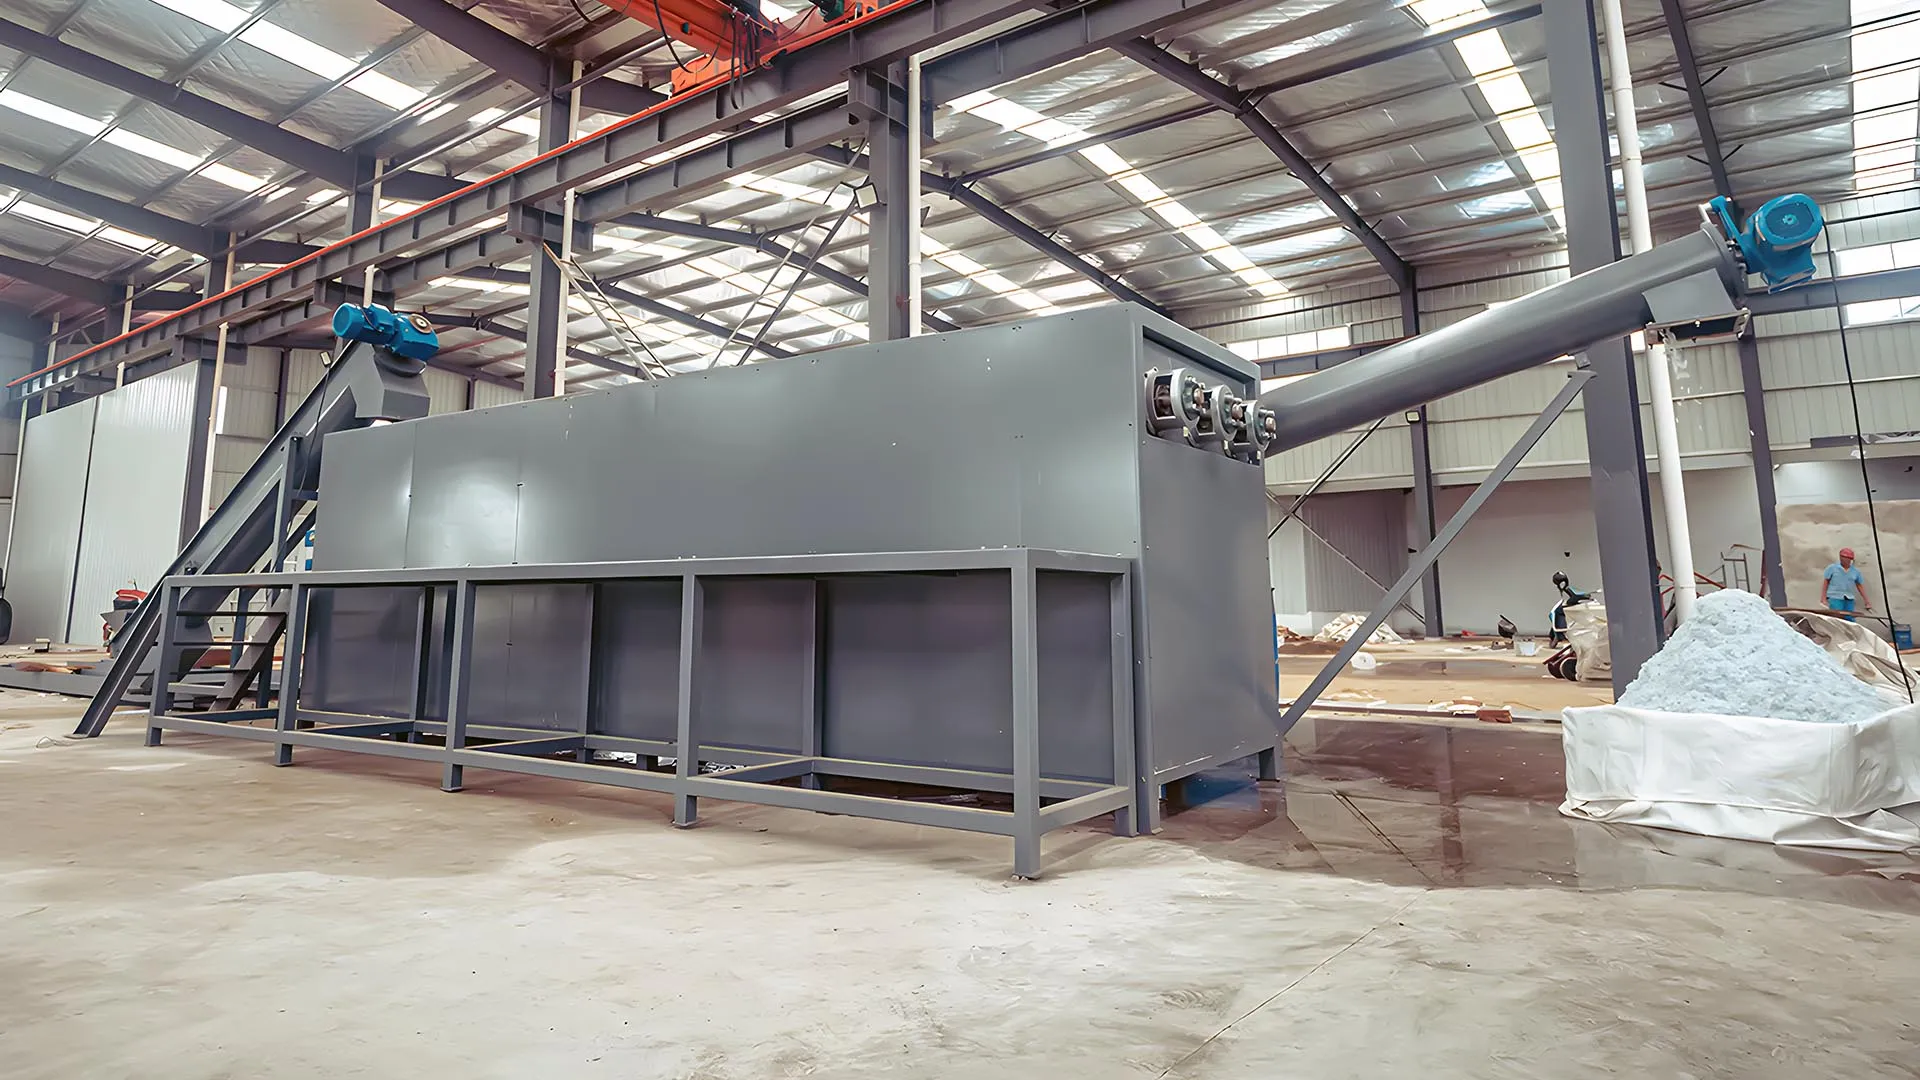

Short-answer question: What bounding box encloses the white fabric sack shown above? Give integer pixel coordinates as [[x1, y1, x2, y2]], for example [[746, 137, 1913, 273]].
[[1561, 702, 1920, 852], [1563, 597, 1611, 684], [1781, 608, 1919, 697]]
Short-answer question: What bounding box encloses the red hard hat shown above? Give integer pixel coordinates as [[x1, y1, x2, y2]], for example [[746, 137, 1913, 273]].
[[1839, 547, 1855, 559]]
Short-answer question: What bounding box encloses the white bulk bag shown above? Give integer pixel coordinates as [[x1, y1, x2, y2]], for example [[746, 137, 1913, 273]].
[[1561, 702, 1920, 852]]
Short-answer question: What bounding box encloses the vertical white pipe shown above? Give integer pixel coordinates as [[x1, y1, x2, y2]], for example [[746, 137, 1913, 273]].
[[558, 59, 584, 388], [1601, 0, 1696, 623], [905, 54, 923, 336], [362, 161, 386, 308], [116, 284, 133, 387], [205, 246, 235, 523]]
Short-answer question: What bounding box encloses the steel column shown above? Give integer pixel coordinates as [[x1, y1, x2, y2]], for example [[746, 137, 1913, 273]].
[[1402, 280, 1443, 637], [866, 68, 913, 342], [524, 60, 568, 400], [1737, 333, 1787, 604], [1546, 0, 1664, 688]]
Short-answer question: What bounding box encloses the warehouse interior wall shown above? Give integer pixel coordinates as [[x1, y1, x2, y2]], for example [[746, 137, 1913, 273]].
[[7, 364, 205, 643]]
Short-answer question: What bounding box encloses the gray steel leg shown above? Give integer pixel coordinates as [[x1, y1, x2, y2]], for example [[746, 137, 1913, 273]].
[[578, 584, 597, 763], [799, 580, 823, 790], [273, 584, 308, 767], [1278, 370, 1595, 733], [406, 587, 432, 743], [1108, 572, 1140, 837], [1257, 745, 1280, 782], [1010, 558, 1042, 878], [673, 574, 702, 827], [147, 584, 177, 747], [441, 580, 477, 793]]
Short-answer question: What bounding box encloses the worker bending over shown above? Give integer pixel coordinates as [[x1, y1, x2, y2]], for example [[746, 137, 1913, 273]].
[[1822, 547, 1873, 621]]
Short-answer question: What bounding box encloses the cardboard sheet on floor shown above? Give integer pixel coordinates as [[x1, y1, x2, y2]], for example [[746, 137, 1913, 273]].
[[1561, 703, 1920, 852]]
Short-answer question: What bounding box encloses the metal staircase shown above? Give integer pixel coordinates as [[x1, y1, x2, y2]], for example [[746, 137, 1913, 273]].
[[73, 309, 435, 737], [539, 245, 669, 380]]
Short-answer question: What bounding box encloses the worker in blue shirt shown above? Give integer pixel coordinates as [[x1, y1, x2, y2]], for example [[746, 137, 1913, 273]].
[[1822, 547, 1873, 621]]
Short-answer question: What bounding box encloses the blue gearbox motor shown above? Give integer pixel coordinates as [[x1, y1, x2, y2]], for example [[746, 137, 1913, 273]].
[[1711, 193, 1823, 293], [331, 302, 441, 360]]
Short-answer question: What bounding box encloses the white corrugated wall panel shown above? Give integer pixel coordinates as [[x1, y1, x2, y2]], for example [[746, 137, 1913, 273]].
[[9, 399, 98, 641], [69, 365, 199, 641], [1296, 489, 1408, 613], [1757, 319, 1920, 447], [1265, 423, 1412, 489], [425, 368, 467, 414], [208, 357, 281, 510], [472, 380, 521, 409], [286, 350, 328, 403], [1196, 282, 1401, 343]]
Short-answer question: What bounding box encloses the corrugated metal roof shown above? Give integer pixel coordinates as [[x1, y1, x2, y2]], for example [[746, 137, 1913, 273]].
[[0, 0, 1906, 384]]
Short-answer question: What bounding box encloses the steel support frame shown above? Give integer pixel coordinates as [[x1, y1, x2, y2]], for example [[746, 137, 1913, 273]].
[[1737, 333, 1787, 604], [372, 0, 662, 117], [524, 59, 570, 400], [1545, 0, 1664, 690], [922, 0, 1270, 104], [0, 17, 460, 203], [1654, 0, 1734, 203], [863, 66, 914, 342], [1111, 40, 1411, 290], [953, 6, 1542, 184], [11, 0, 1042, 400], [1401, 280, 1444, 637], [144, 548, 1135, 879], [1279, 369, 1593, 731]]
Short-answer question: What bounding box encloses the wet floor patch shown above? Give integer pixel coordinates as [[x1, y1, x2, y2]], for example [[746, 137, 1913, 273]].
[[1113, 716, 1920, 912]]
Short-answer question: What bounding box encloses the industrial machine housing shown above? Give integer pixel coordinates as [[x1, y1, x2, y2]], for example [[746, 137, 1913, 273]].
[[86, 192, 1826, 877], [128, 305, 1278, 877]]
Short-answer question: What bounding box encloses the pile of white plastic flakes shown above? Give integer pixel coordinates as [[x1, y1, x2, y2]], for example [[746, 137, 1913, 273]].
[[1617, 588, 1897, 724]]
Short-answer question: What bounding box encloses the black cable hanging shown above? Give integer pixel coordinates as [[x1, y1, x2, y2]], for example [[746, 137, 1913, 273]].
[[1820, 229, 1913, 702]]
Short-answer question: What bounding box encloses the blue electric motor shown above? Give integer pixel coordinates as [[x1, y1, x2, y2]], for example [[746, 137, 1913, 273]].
[[1712, 193, 1823, 293], [331, 302, 441, 360]]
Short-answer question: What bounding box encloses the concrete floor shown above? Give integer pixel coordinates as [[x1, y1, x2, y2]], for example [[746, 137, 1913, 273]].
[[3, 692, 1919, 1078]]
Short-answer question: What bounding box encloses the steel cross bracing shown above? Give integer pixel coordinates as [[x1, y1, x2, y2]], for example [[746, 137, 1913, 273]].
[[9, 0, 1061, 401]]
